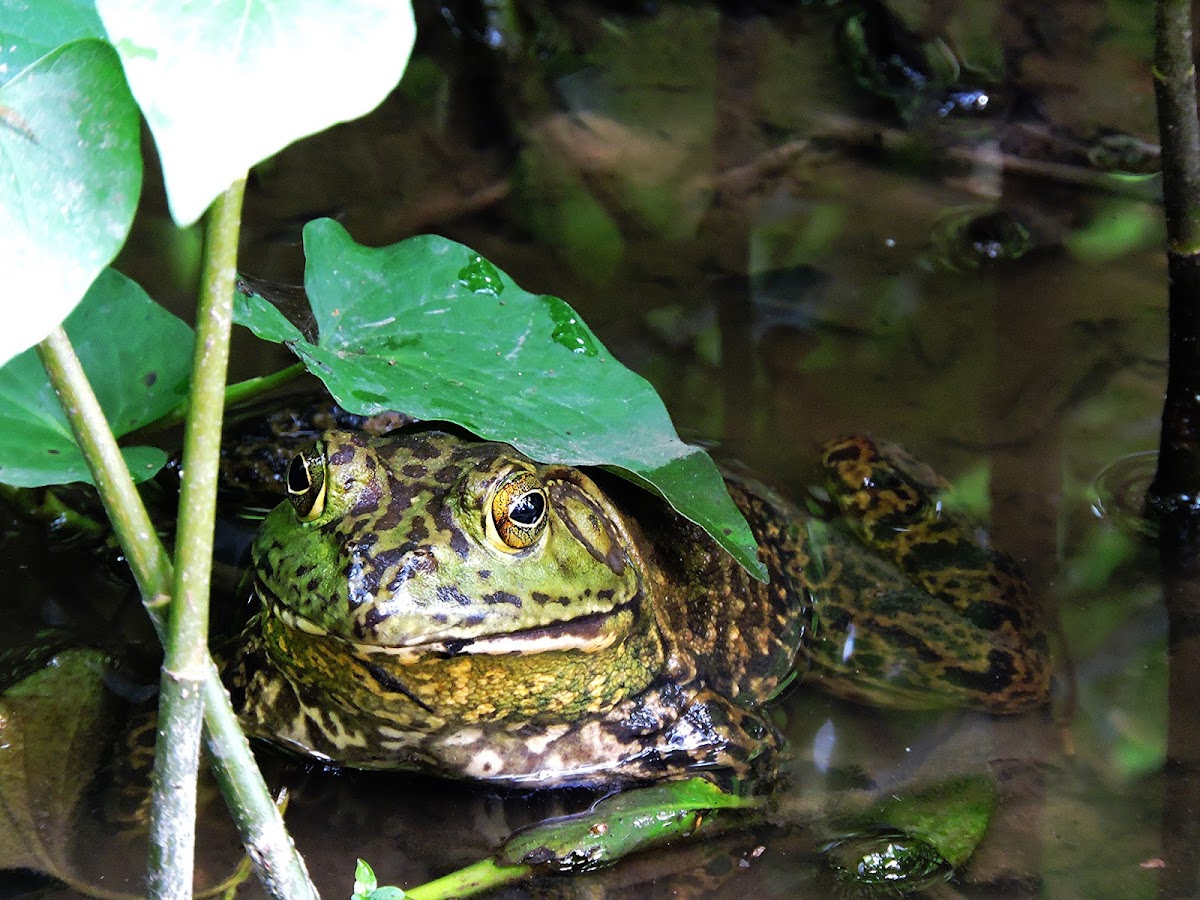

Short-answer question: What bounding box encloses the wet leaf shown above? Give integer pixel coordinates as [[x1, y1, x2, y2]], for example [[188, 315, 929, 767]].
[[0, 648, 117, 879], [98, 0, 415, 226], [235, 220, 766, 580], [0, 269, 194, 487], [838, 775, 997, 869], [498, 778, 758, 872], [0, 38, 142, 367]]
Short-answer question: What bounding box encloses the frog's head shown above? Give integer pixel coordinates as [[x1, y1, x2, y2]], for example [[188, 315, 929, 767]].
[[250, 429, 648, 655]]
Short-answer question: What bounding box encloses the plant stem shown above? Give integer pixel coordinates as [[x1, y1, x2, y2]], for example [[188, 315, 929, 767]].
[[1148, 0, 1200, 567], [36, 313, 318, 895], [154, 362, 307, 431], [148, 177, 247, 897], [403, 859, 533, 900], [37, 330, 173, 602]]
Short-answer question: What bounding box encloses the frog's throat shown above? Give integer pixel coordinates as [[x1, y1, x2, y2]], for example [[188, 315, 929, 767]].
[[255, 582, 647, 661]]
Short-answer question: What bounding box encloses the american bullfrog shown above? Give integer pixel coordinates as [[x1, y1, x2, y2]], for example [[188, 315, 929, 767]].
[[227, 429, 1050, 787]]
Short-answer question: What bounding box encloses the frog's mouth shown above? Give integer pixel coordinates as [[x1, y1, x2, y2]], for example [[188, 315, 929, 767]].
[[256, 583, 645, 661]]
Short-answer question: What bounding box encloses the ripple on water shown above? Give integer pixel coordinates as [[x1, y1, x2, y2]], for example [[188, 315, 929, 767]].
[[1090, 450, 1158, 537]]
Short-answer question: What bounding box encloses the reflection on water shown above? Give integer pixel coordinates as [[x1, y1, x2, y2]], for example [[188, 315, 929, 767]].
[[3, 1, 1179, 897]]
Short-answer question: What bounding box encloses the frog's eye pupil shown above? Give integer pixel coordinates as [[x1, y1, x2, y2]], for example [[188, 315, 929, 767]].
[[287, 454, 310, 494], [286, 444, 327, 521], [509, 491, 546, 527]]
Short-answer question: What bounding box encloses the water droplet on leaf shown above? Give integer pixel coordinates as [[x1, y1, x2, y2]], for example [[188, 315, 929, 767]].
[[458, 254, 504, 296], [542, 296, 599, 356]]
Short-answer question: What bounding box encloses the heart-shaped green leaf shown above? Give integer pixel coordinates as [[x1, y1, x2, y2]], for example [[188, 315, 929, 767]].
[[0, 269, 194, 487], [0, 38, 142, 367], [98, 0, 415, 226], [235, 219, 766, 580]]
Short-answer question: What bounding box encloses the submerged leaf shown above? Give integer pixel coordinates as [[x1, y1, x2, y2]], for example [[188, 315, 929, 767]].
[[498, 778, 758, 873], [234, 220, 766, 579], [0, 269, 194, 487], [0, 648, 117, 879], [818, 777, 996, 892]]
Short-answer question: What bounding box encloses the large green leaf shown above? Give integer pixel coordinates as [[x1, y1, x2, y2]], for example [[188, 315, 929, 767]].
[[98, 0, 415, 226], [0, 269, 194, 487], [0, 0, 106, 87], [235, 219, 767, 580], [0, 38, 142, 367]]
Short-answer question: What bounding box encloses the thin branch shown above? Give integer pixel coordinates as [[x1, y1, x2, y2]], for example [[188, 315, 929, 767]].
[[1148, 0, 1200, 563], [153, 362, 307, 431], [1154, 0, 1200, 254], [403, 859, 532, 900]]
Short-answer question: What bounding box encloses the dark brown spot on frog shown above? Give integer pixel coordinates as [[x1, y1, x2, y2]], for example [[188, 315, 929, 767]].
[[437, 584, 473, 606], [330, 445, 356, 466], [532, 591, 550, 605], [409, 438, 442, 460], [349, 533, 380, 553], [428, 496, 471, 558], [346, 478, 384, 517], [402, 464, 425, 478], [432, 638, 472, 658], [434, 464, 462, 485], [482, 591, 522, 606], [407, 515, 429, 543], [364, 661, 433, 712], [359, 606, 393, 635]]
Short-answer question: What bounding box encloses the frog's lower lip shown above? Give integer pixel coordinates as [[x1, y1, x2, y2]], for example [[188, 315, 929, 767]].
[[256, 583, 642, 658]]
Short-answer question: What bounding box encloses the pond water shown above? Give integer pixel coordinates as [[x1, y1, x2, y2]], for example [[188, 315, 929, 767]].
[[2, 1, 1184, 898]]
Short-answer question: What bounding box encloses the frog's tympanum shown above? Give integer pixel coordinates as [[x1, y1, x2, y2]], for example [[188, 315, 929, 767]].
[[227, 430, 1050, 787]]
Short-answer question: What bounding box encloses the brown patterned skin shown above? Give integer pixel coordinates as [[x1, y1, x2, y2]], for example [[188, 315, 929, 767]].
[[226, 429, 1050, 787]]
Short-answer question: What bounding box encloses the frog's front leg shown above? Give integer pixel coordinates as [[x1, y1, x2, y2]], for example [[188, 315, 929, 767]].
[[804, 436, 1051, 713]]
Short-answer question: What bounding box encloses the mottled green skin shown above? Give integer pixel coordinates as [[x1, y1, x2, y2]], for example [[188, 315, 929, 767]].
[[228, 430, 1049, 786]]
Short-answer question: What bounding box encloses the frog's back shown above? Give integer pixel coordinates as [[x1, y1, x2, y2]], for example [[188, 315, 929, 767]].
[[609, 472, 813, 706]]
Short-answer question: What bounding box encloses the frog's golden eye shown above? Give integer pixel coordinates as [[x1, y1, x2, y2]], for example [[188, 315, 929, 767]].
[[487, 469, 548, 551], [286, 444, 327, 521]]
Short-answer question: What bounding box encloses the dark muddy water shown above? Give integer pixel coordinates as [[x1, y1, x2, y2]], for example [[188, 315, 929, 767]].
[[5, 2, 1181, 898]]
